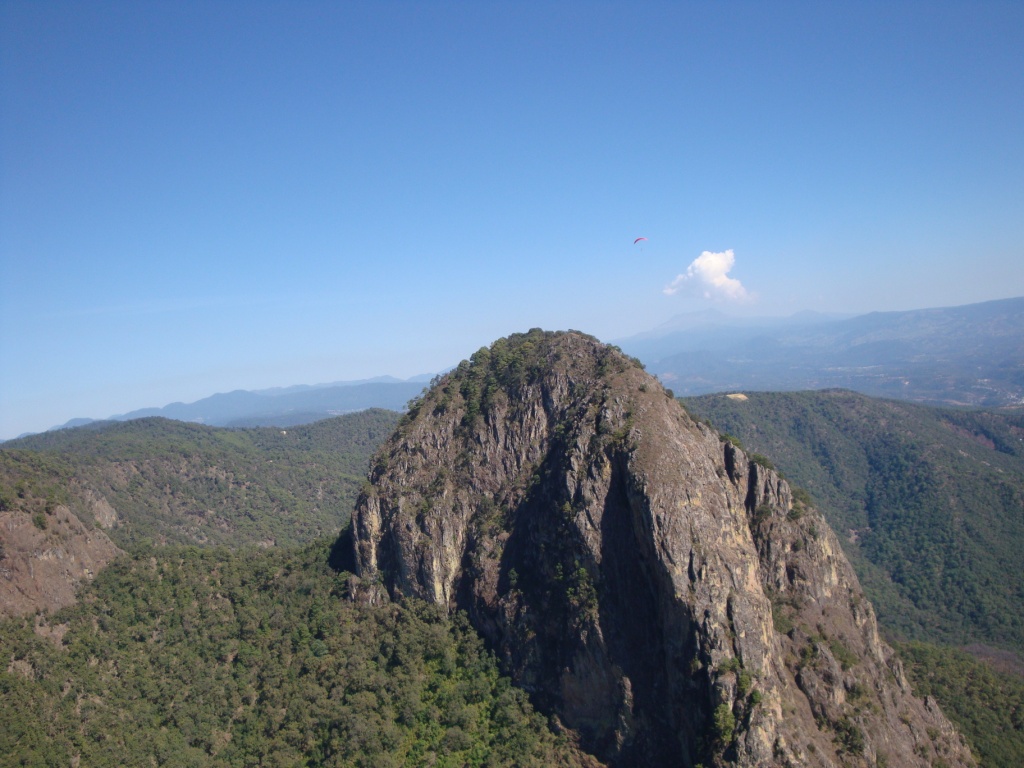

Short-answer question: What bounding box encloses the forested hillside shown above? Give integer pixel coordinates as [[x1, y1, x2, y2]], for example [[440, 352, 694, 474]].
[[0, 541, 591, 768], [897, 641, 1024, 768], [1, 410, 399, 550], [2, 409, 593, 766]]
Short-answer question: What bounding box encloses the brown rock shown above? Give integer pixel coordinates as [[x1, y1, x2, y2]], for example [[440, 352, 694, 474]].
[[0, 504, 122, 618]]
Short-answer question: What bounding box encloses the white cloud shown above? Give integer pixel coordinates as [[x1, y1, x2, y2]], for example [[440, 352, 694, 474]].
[[663, 249, 750, 301]]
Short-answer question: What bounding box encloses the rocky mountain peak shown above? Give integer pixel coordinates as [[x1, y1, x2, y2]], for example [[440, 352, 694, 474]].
[[350, 329, 974, 767]]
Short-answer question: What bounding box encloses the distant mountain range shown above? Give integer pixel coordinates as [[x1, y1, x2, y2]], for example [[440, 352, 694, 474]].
[[43, 376, 430, 434], [27, 296, 1024, 440], [618, 296, 1024, 408]]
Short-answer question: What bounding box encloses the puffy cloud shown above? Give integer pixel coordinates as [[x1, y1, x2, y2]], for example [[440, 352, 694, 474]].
[[663, 249, 749, 301]]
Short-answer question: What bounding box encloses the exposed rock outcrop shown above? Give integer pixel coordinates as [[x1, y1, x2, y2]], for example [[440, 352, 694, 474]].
[[0, 504, 122, 618], [350, 330, 975, 767]]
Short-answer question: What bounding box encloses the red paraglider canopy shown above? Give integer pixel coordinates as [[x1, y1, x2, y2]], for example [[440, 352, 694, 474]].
[[633, 237, 648, 245]]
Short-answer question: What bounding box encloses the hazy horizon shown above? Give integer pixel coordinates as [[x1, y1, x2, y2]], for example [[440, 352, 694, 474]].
[[3, 2, 1023, 438], [6, 296, 1021, 440]]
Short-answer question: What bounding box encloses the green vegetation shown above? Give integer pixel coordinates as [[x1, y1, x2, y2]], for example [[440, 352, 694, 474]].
[[827, 638, 858, 671], [412, 330, 556, 426], [0, 408, 588, 765], [899, 641, 1024, 768], [684, 390, 1024, 652], [0, 410, 399, 549], [831, 716, 865, 756], [0, 541, 587, 768], [771, 598, 796, 636], [720, 433, 744, 449], [711, 702, 735, 744], [415, 329, 641, 433]]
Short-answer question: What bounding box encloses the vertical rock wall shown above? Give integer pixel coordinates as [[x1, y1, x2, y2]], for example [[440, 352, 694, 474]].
[[351, 330, 975, 768]]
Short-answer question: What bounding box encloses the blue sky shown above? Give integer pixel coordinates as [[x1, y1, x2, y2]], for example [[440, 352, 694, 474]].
[[2, 1, 1023, 438]]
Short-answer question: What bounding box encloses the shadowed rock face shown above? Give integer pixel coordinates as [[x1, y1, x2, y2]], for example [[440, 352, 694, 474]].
[[351, 330, 975, 768]]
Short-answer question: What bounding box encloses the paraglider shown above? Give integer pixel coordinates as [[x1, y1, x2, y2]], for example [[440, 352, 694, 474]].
[[633, 237, 648, 245]]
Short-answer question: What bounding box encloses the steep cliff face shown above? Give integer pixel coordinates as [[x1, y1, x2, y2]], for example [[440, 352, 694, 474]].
[[351, 330, 975, 768]]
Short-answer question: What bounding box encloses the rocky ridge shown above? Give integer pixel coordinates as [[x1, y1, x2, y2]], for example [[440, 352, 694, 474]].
[[351, 330, 975, 767]]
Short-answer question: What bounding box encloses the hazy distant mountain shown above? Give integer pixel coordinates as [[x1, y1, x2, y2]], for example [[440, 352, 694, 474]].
[[623, 308, 850, 352], [49, 378, 428, 433], [619, 297, 1024, 407], [251, 373, 435, 397]]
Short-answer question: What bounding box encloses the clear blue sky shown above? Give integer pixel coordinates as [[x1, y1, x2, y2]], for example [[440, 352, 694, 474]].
[[2, 1, 1023, 438]]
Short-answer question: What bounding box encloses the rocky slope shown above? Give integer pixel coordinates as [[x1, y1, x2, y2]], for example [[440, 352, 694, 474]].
[[681, 389, 1024, 652], [350, 330, 975, 767], [0, 500, 122, 618]]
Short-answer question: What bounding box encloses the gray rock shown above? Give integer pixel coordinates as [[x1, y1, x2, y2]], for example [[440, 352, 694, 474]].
[[351, 330, 975, 767]]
